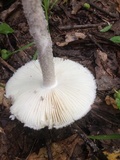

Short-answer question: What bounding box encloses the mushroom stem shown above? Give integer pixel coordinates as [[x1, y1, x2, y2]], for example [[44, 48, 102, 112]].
[[22, 0, 56, 87]]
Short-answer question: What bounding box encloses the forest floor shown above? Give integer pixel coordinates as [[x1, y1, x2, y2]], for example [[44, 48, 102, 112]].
[[0, 0, 120, 160]]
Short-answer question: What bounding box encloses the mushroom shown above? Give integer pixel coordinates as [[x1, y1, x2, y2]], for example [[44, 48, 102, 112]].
[[5, 0, 96, 130]]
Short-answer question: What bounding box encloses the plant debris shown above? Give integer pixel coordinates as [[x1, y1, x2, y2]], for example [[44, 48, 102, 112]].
[[0, 0, 120, 159]]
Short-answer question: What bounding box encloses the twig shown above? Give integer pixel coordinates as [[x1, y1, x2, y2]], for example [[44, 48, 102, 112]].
[[88, 0, 119, 18], [46, 139, 53, 160], [44, 128, 53, 160], [59, 22, 107, 30], [73, 123, 99, 152], [72, 123, 108, 160], [0, 57, 16, 72], [6, 34, 14, 51], [87, 33, 105, 52], [26, 139, 38, 160], [0, 0, 21, 21], [91, 33, 120, 48], [91, 110, 120, 126]]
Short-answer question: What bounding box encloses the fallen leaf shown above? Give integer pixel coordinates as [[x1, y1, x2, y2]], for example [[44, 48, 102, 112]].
[[27, 152, 43, 160], [0, 127, 9, 158], [98, 50, 108, 62], [95, 50, 108, 79], [0, 83, 5, 105], [113, 0, 120, 12], [71, 0, 83, 14], [0, 1, 21, 21], [56, 32, 86, 46], [110, 36, 120, 44], [74, 32, 86, 39], [96, 76, 120, 91], [95, 50, 120, 91], [105, 95, 118, 109], [100, 24, 112, 33], [104, 150, 120, 160], [2, 96, 11, 108], [27, 134, 83, 160]]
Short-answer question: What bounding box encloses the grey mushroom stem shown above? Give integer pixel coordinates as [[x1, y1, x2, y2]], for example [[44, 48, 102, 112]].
[[22, 0, 56, 87]]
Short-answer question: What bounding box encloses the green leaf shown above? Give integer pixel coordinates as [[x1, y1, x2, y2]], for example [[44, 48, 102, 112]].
[[114, 92, 117, 99], [83, 3, 91, 9], [117, 92, 120, 99], [100, 24, 112, 32], [0, 23, 14, 34], [1, 49, 12, 60], [0, 83, 5, 88], [50, 0, 58, 10], [13, 42, 35, 54], [0, 42, 34, 60], [42, 0, 50, 21], [33, 51, 38, 60], [88, 134, 120, 140], [110, 36, 120, 44], [115, 98, 120, 109], [114, 90, 120, 99]]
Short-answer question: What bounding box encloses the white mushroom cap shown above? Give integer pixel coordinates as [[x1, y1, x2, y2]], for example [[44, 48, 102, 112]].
[[5, 58, 96, 130]]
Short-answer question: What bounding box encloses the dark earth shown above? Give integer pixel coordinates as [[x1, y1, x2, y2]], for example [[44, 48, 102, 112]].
[[0, 0, 120, 159]]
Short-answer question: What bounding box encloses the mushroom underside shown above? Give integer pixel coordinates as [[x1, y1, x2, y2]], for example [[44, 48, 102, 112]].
[[6, 58, 96, 130]]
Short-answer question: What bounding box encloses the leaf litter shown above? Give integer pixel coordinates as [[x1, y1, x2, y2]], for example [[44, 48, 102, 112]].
[[0, 0, 120, 159]]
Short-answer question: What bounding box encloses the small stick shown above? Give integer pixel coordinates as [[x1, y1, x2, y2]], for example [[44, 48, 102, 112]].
[[73, 123, 99, 152], [88, 0, 119, 18], [59, 22, 107, 30], [46, 140, 53, 160], [0, 57, 16, 72], [26, 139, 38, 160], [73, 123, 108, 160], [91, 110, 119, 126], [87, 33, 105, 52], [44, 128, 53, 160]]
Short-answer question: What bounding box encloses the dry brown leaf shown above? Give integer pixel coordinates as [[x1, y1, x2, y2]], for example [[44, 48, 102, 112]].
[[74, 32, 86, 39], [95, 50, 108, 79], [105, 95, 118, 109], [71, 0, 83, 14], [97, 50, 108, 62], [0, 83, 11, 108], [104, 150, 120, 160], [95, 50, 120, 91], [0, 0, 21, 21], [56, 32, 86, 46], [2, 96, 11, 108], [0, 84, 5, 105], [113, 0, 120, 12], [96, 76, 120, 91], [27, 152, 46, 160], [0, 127, 9, 159], [95, 49, 118, 79], [27, 134, 83, 160]]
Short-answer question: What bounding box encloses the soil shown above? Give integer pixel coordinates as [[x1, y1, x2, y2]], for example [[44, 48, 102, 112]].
[[0, 0, 120, 160]]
